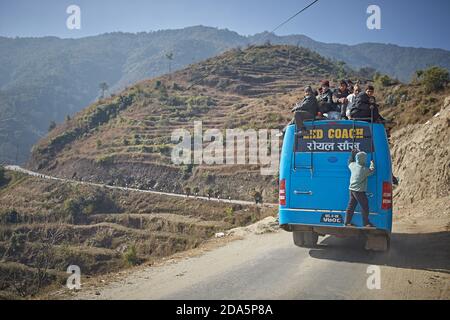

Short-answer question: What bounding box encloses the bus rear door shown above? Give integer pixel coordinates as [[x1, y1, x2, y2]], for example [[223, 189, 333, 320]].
[[289, 121, 379, 217]]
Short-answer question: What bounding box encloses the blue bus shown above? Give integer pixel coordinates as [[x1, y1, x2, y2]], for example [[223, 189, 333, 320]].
[[279, 120, 393, 251]]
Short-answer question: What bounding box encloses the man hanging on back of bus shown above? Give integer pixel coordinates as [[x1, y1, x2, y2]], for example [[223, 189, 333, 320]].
[[345, 148, 376, 228]]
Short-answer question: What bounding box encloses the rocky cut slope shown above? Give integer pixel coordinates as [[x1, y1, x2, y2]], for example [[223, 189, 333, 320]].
[[28, 45, 358, 202], [391, 96, 450, 210]]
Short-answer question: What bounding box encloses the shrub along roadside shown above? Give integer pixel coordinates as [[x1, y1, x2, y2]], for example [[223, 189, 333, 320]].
[[416, 66, 449, 93]]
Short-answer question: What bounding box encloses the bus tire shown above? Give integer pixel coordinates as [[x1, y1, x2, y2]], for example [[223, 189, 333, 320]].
[[293, 231, 305, 247], [293, 231, 318, 248], [303, 231, 319, 248]]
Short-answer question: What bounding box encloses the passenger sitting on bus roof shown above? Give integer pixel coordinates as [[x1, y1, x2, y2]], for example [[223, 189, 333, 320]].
[[346, 83, 362, 119], [347, 80, 355, 94], [318, 80, 338, 114], [287, 86, 319, 130], [313, 88, 319, 97], [350, 85, 383, 123], [317, 86, 323, 96], [333, 80, 351, 119], [345, 149, 375, 228]]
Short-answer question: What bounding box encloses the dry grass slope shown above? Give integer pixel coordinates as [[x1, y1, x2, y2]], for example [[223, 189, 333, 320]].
[[0, 172, 274, 298]]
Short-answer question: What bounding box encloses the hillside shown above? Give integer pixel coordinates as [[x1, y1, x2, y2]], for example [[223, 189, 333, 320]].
[[1, 26, 450, 164], [0, 168, 274, 298], [28, 45, 355, 202], [376, 81, 450, 128], [0, 28, 239, 164], [27, 45, 450, 203]]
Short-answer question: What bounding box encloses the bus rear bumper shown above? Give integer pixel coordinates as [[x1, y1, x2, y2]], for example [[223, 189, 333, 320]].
[[279, 208, 392, 234]]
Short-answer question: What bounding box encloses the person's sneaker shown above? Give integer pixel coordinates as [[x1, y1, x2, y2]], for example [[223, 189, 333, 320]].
[[364, 223, 375, 228], [345, 223, 356, 227]]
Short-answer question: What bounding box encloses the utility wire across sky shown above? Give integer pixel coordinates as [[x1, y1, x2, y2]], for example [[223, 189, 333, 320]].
[[270, 0, 320, 33]]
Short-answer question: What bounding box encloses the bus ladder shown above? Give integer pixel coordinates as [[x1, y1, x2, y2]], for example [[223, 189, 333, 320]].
[[293, 119, 315, 178]]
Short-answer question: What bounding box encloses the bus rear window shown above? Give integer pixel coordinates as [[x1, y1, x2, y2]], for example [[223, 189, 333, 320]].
[[295, 123, 373, 153]]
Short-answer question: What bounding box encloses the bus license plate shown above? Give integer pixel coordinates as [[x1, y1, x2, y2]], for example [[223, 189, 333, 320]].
[[321, 213, 343, 224]]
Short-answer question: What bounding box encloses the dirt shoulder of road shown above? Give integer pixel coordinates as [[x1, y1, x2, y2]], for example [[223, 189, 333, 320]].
[[393, 196, 450, 232]]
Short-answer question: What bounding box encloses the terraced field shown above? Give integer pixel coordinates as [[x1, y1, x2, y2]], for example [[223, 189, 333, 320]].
[[28, 45, 353, 203], [0, 170, 274, 298]]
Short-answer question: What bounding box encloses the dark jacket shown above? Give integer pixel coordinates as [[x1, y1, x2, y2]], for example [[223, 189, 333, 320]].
[[333, 88, 350, 118], [351, 93, 381, 122], [318, 88, 338, 113], [292, 95, 319, 117]]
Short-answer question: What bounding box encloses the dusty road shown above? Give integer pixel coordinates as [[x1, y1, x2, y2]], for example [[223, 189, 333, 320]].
[[68, 219, 449, 300]]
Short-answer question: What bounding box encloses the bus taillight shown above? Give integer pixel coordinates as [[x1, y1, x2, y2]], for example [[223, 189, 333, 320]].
[[381, 181, 392, 210], [279, 179, 286, 206]]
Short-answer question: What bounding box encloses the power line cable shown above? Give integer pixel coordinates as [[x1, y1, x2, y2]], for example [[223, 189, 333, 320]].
[[270, 0, 320, 34], [189, 0, 320, 89]]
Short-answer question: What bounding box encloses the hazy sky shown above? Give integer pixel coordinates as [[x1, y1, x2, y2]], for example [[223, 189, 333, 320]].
[[1, 0, 449, 50]]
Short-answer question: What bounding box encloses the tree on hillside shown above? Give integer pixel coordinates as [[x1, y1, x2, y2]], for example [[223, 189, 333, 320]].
[[336, 61, 348, 79], [415, 70, 424, 80], [374, 73, 396, 87], [48, 121, 56, 132], [193, 187, 200, 196], [206, 187, 214, 200], [358, 67, 377, 81], [99, 82, 109, 99], [418, 66, 449, 93], [165, 52, 174, 74]]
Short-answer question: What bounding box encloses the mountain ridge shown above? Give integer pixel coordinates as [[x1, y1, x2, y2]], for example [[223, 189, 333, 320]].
[[1, 25, 450, 164]]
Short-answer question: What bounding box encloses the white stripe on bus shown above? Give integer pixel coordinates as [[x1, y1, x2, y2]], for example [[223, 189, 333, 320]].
[[283, 208, 379, 215]]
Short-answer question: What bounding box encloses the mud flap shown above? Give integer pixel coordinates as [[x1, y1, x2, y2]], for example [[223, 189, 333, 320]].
[[365, 233, 390, 252]]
